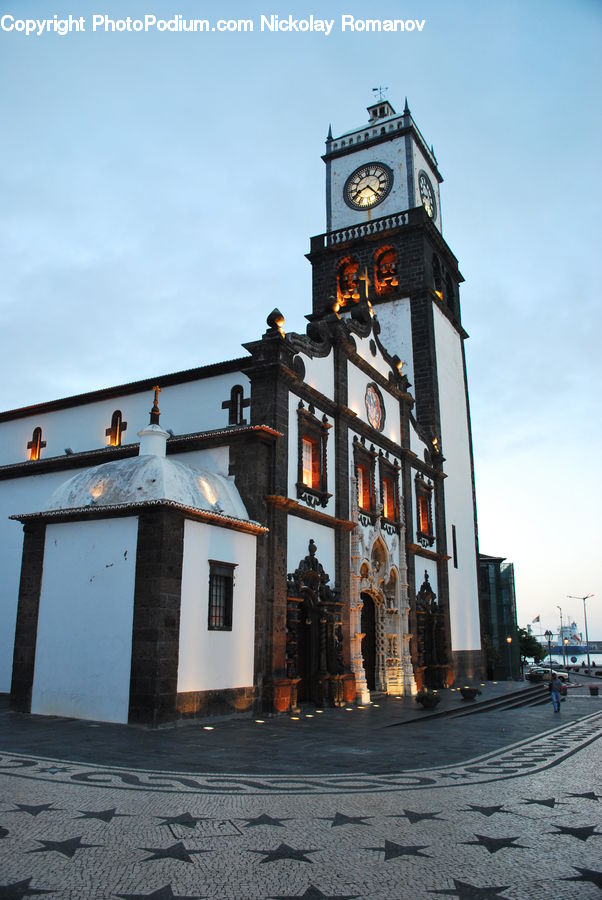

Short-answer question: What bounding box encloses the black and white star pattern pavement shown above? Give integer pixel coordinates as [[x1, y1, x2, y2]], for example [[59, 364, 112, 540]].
[[428, 879, 510, 898], [0, 709, 600, 897], [140, 843, 208, 863], [460, 834, 525, 854], [251, 843, 319, 864], [0, 878, 55, 898], [115, 886, 205, 900], [269, 886, 360, 899]]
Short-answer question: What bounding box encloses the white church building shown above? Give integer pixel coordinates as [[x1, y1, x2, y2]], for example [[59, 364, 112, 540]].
[[0, 98, 484, 725]]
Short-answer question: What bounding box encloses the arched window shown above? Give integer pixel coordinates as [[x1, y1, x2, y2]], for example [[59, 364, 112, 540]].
[[432, 255, 442, 299], [445, 274, 456, 316], [27, 426, 46, 461], [106, 410, 127, 447], [222, 385, 249, 426]]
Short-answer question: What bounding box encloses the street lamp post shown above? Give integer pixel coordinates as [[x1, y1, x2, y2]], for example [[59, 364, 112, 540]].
[[563, 637, 569, 670], [506, 635, 513, 680], [544, 630, 553, 670], [567, 594, 594, 669]]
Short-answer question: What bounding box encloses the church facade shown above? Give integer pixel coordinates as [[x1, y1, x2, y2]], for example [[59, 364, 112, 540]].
[[0, 98, 484, 725]]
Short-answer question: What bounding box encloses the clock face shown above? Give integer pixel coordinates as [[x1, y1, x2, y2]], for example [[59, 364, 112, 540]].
[[365, 383, 385, 432], [344, 163, 393, 210], [418, 170, 437, 219]]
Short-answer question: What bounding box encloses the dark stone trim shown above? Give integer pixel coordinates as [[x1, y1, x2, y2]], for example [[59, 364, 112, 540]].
[[410, 293, 442, 438], [0, 358, 249, 422], [326, 155, 332, 233], [322, 121, 442, 183], [405, 131, 416, 210], [10, 523, 46, 712], [177, 686, 256, 719], [128, 508, 185, 727], [265, 495, 356, 532], [12, 500, 267, 536], [406, 543, 451, 564]]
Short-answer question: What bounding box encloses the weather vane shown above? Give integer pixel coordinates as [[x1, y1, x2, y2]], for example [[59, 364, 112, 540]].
[[372, 86, 388, 101]]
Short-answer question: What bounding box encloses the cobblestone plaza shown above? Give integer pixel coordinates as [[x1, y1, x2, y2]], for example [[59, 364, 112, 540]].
[[1, 689, 601, 899]]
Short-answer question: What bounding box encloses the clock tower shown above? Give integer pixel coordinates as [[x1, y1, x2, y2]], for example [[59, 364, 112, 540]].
[[307, 96, 483, 683], [325, 98, 442, 233]]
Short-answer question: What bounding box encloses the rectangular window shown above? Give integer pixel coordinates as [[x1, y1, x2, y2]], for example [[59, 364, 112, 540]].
[[302, 437, 319, 488], [452, 524, 458, 569], [297, 403, 332, 507], [357, 463, 371, 510], [208, 561, 236, 631], [382, 477, 395, 520], [418, 494, 430, 535]]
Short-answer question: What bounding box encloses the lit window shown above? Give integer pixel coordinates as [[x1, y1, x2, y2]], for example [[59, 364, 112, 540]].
[[208, 561, 236, 631], [383, 478, 394, 520], [415, 473, 434, 546], [354, 438, 376, 519], [357, 462, 371, 510], [302, 437, 320, 488], [379, 456, 400, 523], [297, 402, 331, 508], [418, 495, 430, 533], [27, 426, 46, 461], [106, 410, 127, 447]]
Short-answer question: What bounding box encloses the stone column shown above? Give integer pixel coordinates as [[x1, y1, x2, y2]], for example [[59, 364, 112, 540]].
[[349, 473, 370, 703]]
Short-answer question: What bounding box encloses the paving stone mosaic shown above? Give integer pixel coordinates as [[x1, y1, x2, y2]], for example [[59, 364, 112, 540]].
[[0, 705, 600, 898]]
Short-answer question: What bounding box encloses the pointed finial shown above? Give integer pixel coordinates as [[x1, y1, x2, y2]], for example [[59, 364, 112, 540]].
[[326, 123, 333, 142], [404, 97, 410, 115], [150, 385, 161, 425]]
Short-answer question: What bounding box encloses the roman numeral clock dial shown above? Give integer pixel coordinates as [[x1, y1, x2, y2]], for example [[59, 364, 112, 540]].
[[344, 163, 393, 210], [418, 170, 437, 220]]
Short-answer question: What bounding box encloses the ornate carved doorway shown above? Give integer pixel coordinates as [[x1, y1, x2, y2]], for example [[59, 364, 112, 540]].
[[360, 592, 376, 690]]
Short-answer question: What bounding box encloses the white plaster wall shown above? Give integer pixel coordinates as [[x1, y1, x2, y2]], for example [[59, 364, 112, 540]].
[[0, 467, 92, 691], [371, 299, 415, 390], [31, 517, 138, 723], [347, 363, 400, 445], [329, 136, 409, 231], [348, 331, 393, 381], [0, 371, 249, 465], [409, 423, 430, 462], [287, 518, 335, 586], [287, 394, 335, 516], [170, 446, 229, 477], [178, 521, 256, 692], [299, 352, 334, 401], [433, 306, 480, 651], [416, 557, 438, 598], [0, 447, 232, 693]]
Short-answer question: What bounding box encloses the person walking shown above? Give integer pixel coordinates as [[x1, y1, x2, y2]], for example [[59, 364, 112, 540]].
[[550, 674, 563, 713]]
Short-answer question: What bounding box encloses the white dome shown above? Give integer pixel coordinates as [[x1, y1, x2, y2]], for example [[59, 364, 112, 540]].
[[48, 454, 250, 521]]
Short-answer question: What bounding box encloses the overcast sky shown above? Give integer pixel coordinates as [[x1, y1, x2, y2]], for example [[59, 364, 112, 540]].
[[1, 0, 601, 640]]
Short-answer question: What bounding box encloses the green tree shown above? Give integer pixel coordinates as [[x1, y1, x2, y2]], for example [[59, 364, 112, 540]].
[[517, 627, 545, 665]]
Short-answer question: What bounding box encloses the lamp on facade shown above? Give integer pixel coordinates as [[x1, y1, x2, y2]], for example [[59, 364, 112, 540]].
[[544, 629, 553, 668], [506, 635, 513, 680]]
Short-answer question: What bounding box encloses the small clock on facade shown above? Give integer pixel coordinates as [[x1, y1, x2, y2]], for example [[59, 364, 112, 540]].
[[344, 163, 393, 211], [365, 383, 385, 432], [418, 170, 437, 219]]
